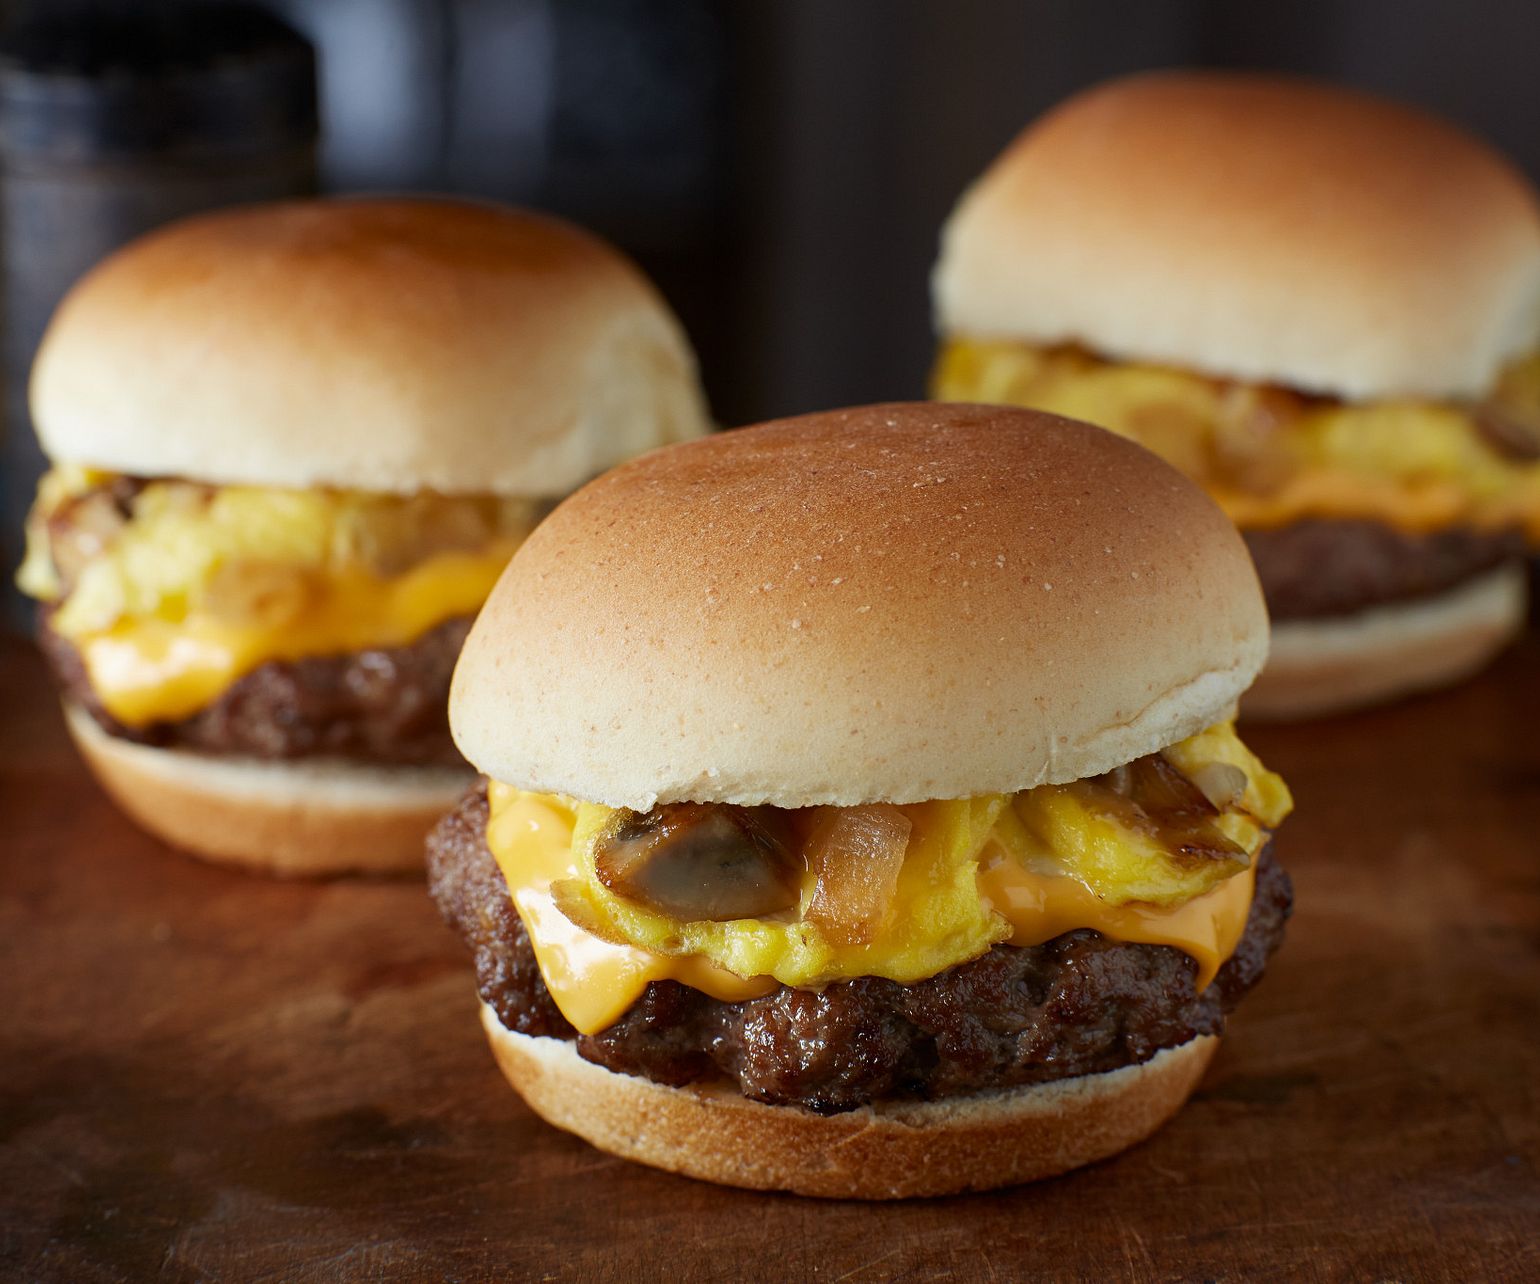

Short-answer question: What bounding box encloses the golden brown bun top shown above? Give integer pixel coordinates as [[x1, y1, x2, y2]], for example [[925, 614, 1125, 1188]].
[[452, 402, 1268, 809], [934, 71, 1540, 400], [31, 197, 710, 494]]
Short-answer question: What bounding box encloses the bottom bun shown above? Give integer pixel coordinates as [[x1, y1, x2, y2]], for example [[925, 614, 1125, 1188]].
[[1243, 562, 1525, 721], [66, 701, 471, 876], [481, 1004, 1218, 1199]]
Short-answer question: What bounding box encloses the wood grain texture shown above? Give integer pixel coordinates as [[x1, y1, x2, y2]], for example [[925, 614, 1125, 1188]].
[[1, 632, 1537, 1282]]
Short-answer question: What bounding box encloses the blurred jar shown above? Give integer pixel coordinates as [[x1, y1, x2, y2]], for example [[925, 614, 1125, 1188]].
[[0, 1, 317, 628]]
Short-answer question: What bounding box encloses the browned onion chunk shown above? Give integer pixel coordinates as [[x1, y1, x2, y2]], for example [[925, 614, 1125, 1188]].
[[46, 488, 130, 591], [592, 803, 803, 922], [1182, 761, 1249, 812], [1097, 754, 1247, 871], [805, 804, 913, 945], [1473, 406, 1540, 462]]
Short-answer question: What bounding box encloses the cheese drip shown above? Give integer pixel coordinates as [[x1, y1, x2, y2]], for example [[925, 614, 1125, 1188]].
[[486, 723, 1291, 1035], [933, 339, 1540, 538]]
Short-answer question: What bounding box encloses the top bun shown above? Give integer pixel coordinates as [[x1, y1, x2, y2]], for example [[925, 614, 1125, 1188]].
[[934, 71, 1540, 401], [31, 198, 709, 495], [451, 402, 1268, 810]]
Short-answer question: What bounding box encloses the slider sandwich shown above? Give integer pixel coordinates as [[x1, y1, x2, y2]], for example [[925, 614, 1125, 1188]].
[[429, 402, 1294, 1198], [18, 197, 708, 873], [933, 72, 1540, 716]]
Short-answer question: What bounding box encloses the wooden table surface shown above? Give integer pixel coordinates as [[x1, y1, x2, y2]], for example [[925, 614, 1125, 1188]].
[[2, 631, 1537, 1283]]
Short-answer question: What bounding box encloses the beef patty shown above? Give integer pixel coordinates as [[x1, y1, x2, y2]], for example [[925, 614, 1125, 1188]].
[[40, 612, 470, 766], [1245, 519, 1523, 621], [427, 787, 1292, 1114]]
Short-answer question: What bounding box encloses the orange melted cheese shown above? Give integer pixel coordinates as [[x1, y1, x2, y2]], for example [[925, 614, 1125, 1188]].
[[75, 546, 516, 726], [977, 844, 1255, 985], [487, 782, 1258, 1035]]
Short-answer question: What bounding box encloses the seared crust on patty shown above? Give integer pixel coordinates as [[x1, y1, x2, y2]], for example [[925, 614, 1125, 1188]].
[[427, 787, 1291, 1113], [40, 612, 470, 767], [1245, 519, 1523, 620]]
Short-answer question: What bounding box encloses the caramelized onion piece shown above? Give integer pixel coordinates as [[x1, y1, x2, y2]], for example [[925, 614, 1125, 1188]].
[[1210, 391, 1295, 493], [338, 493, 502, 576], [549, 878, 635, 947], [804, 804, 913, 946], [1181, 760, 1249, 812], [1472, 406, 1540, 462], [592, 803, 802, 922], [200, 560, 318, 627], [46, 488, 130, 591], [1096, 754, 1247, 871], [1126, 403, 1210, 479]]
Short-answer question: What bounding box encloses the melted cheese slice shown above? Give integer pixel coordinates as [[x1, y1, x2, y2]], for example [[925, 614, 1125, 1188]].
[[73, 546, 515, 726], [487, 780, 1261, 1036], [977, 845, 1255, 985]]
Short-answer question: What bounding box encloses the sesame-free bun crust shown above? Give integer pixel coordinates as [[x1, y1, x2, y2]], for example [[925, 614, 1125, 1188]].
[[935, 71, 1540, 400], [66, 702, 471, 875], [452, 403, 1269, 808], [483, 1007, 1217, 1198], [1244, 563, 1525, 720], [32, 198, 709, 494]]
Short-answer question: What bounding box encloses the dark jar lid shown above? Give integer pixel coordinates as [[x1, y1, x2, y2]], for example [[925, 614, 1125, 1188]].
[[0, 1, 317, 163]]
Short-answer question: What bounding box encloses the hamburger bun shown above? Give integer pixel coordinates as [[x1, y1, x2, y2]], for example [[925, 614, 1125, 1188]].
[[66, 702, 472, 876], [31, 197, 710, 495], [451, 402, 1269, 810], [482, 1005, 1219, 1199], [934, 71, 1540, 401], [1243, 562, 1525, 719]]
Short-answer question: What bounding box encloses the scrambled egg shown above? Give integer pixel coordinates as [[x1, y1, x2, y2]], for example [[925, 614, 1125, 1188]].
[[19, 468, 535, 725], [23, 470, 535, 632], [933, 340, 1540, 537], [540, 722, 1291, 992]]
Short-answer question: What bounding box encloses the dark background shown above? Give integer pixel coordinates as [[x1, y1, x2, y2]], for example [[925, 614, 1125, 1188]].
[[2, 0, 1539, 623], [253, 0, 1540, 424]]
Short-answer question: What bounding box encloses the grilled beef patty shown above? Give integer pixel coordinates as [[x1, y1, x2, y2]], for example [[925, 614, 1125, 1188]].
[[1245, 519, 1523, 620], [427, 787, 1291, 1114], [40, 612, 470, 766]]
